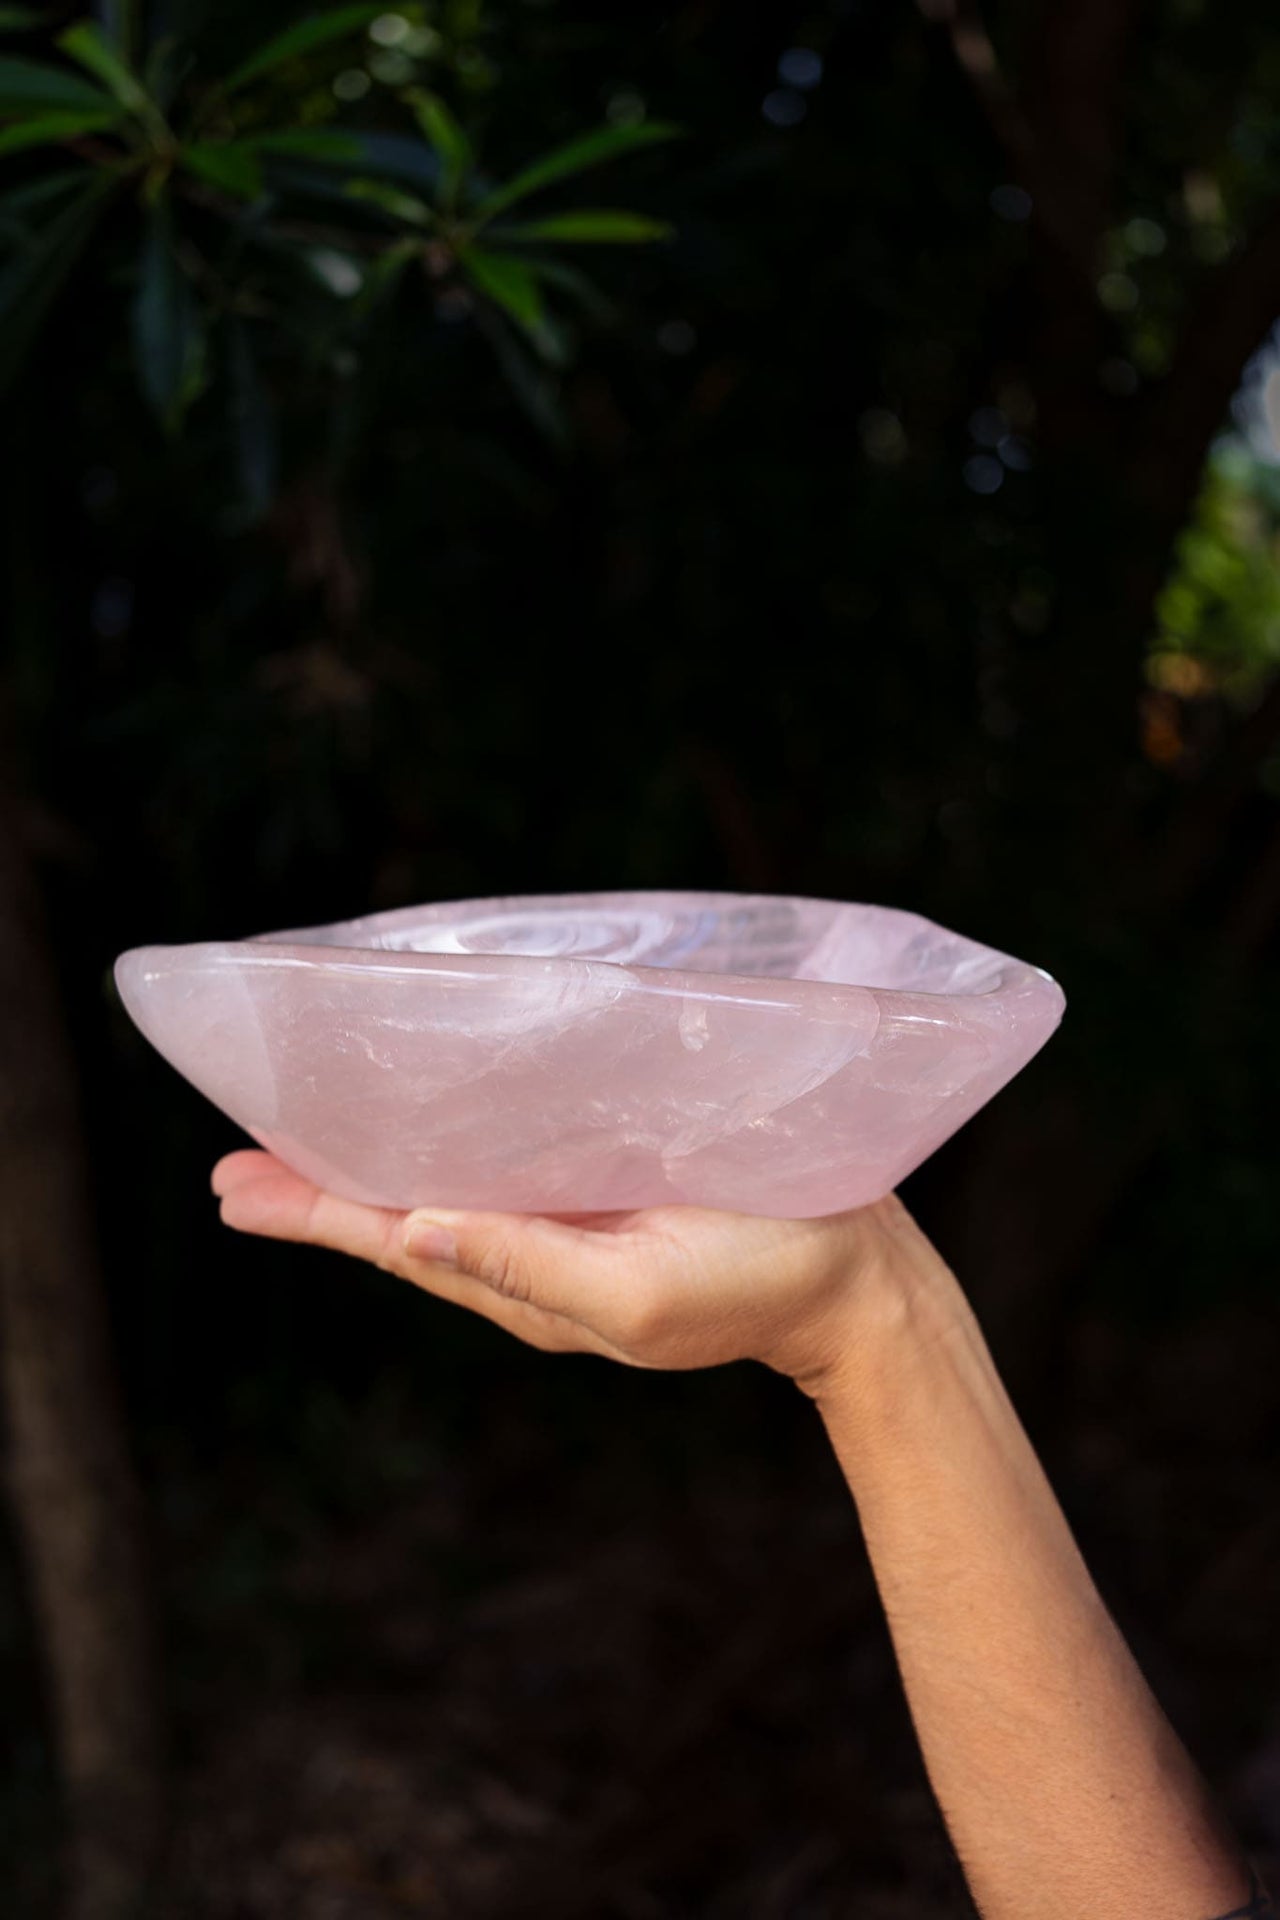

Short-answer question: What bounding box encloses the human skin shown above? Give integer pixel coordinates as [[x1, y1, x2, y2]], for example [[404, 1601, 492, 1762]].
[[213, 1147, 1272, 1920]]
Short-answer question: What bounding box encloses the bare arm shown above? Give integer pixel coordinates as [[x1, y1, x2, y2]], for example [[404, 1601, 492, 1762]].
[[213, 1150, 1271, 1920], [806, 1204, 1267, 1920]]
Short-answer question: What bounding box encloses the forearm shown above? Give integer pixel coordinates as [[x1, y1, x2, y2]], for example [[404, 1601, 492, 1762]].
[[812, 1209, 1260, 1920]]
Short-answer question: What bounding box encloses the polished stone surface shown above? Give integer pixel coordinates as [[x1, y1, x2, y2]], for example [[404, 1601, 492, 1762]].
[[115, 892, 1064, 1217]]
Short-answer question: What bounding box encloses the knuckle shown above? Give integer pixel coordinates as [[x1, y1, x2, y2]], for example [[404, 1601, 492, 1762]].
[[473, 1235, 532, 1303], [377, 1220, 407, 1276]]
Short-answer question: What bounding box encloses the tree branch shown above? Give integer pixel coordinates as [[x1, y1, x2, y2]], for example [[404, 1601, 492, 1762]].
[[916, 0, 1035, 179], [1222, 811, 1280, 960], [916, 0, 1132, 285], [1152, 674, 1280, 909], [0, 747, 163, 1920], [1024, 0, 1137, 262], [1134, 203, 1280, 539]]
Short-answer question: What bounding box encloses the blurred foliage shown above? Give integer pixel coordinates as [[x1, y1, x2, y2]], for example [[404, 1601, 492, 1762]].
[[1154, 436, 1280, 703], [0, 0, 675, 452]]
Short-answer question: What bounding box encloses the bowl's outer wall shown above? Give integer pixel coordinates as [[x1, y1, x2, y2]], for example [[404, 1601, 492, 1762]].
[[115, 892, 1064, 1218]]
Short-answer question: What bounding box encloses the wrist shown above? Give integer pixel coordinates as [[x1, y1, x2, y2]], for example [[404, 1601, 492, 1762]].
[[782, 1197, 969, 1421]]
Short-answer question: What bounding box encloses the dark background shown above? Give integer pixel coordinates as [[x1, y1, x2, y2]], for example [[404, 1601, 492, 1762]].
[[3, 1, 1280, 1914]]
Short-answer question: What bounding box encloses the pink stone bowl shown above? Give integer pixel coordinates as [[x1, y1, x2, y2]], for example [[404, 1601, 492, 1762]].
[[114, 891, 1064, 1219]]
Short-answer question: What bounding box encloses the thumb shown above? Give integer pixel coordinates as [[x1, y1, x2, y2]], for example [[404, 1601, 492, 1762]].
[[400, 1207, 620, 1318]]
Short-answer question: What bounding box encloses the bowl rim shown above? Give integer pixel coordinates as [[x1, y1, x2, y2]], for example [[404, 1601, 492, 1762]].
[[115, 890, 1064, 1014]]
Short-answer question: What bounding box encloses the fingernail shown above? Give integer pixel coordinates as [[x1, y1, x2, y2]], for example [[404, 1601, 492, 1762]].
[[403, 1218, 458, 1268]]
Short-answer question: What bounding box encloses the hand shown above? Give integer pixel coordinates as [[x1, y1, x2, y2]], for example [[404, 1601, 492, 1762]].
[[211, 1151, 943, 1392]]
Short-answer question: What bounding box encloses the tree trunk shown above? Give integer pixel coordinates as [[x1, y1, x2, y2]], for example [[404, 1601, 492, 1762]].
[[0, 765, 162, 1920]]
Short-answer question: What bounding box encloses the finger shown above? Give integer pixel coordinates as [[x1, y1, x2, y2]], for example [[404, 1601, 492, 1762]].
[[384, 1254, 611, 1356], [214, 1156, 614, 1357], [400, 1205, 643, 1326], [217, 1155, 406, 1270], [211, 1148, 283, 1197]]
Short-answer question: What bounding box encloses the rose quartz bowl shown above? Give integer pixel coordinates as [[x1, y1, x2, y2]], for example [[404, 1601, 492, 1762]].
[[115, 891, 1064, 1219]]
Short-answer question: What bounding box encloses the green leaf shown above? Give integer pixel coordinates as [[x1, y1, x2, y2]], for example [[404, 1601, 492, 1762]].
[[228, 317, 277, 519], [0, 107, 121, 157], [181, 140, 264, 199], [221, 5, 385, 95], [57, 22, 162, 127], [353, 234, 419, 315], [457, 244, 545, 330], [0, 169, 87, 243], [144, 41, 191, 116], [342, 176, 433, 226], [0, 171, 113, 394], [404, 88, 470, 206], [474, 308, 566, 445], [0, 7, 45, 28], [493, 208, 672, 245], [517, 252, 615, 324], [473, 121, 678, 223], [458, 244, 571, 365], [0, 54, 119, 113], [132, 201, 208, 429]]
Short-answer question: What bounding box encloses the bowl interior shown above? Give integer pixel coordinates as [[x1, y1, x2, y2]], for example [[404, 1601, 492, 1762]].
[[261, 891, 1010, 997]]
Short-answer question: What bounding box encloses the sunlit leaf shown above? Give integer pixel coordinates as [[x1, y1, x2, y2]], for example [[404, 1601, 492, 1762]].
[[132, 199, 208, 429], [228, 317, 277, 519], [0, 54, 118, 113], [221, 4, 385, 96], [457, 243, 545, 330], [0, 171, 114, 393], [57, 22, 162, 127], [493, 208, 672, 244], [0, 107, 121, 157], [181, 140, 263, 199], [404, 87, 470, 205], [473, 121, 678, 223]]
